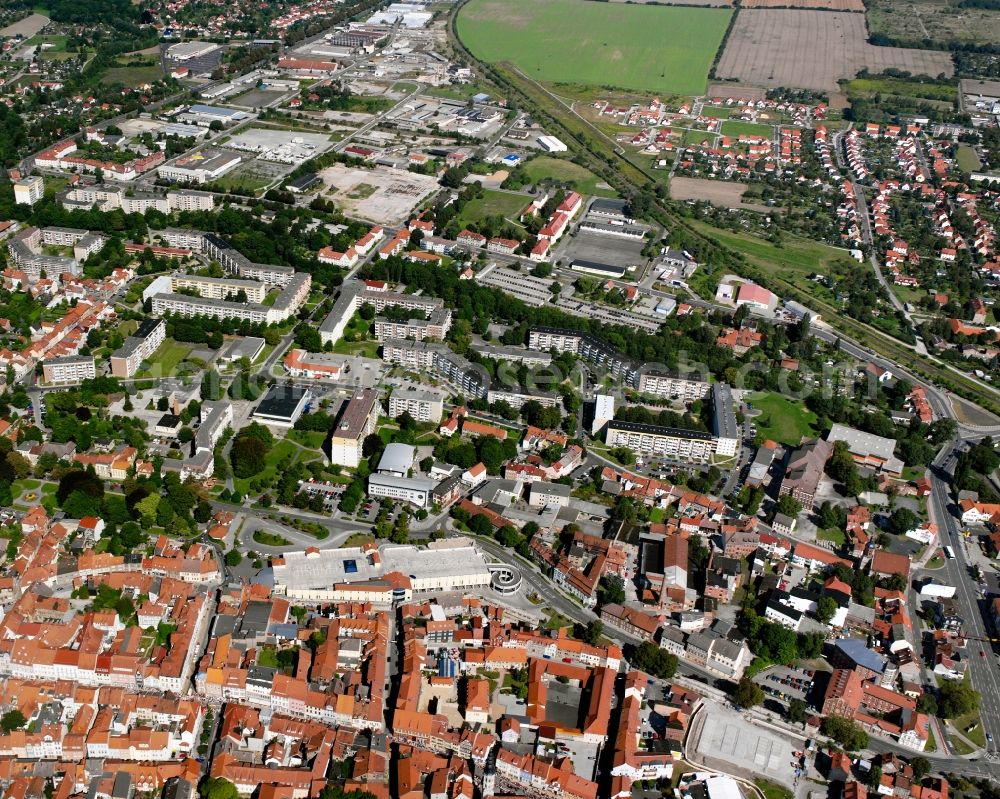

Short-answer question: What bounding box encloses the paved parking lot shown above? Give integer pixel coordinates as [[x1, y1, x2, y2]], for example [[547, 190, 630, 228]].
[[754, 665, 817, 704], [693, 702, 798, 787], [559, 230, 648, 273]]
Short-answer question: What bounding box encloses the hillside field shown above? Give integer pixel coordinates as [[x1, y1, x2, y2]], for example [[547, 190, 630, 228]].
[[457, 0, 732, 96]]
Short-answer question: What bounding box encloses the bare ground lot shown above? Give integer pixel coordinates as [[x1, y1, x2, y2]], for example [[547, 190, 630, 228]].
[[670, 176, 772, 213], [867, 0, 1000, 48], [319, 163, 439, 225], [715, 9, 953, 92], [742, 0, 864, 8], [0, 12, 49, 37], [707, 83, 767, 101]]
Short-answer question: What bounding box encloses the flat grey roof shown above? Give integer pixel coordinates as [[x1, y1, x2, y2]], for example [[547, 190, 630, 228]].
[[272, 543, 490, 590], [712, 383, 739, 441], [827, 422, 897, 460], [607, 419, 714, 442], [221, 336, 266, 361], [377, 443, 416, 474]]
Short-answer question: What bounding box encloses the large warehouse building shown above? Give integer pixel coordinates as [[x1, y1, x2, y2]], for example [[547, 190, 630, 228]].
[[271, 539, 496, 602]]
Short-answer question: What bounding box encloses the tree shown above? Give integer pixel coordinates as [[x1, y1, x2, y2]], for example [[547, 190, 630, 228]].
[[868, 765, 883, 789], [581, 620, 603, 645], [134, 494, 160, 526], [362, 433, 384, 461], [200, 778, 238, 799], [598, 575, 626, 607], [937, 681, 980, 719], [0, 709, 25, 733], [733, 677, 764, 709], [910, 756, 931, 782], [787, 698, 808, 726], [230, 435, 267, 479], [815, 596, 838, 624], [630, 641, 678, 679], [916, 693, 937, 715], [775, 494, 803, 518], [225, 549, 243, 568], [201, 370, 222, 401], [887, 507, 919, 537], [820, 716, 869, 750], [194, 500, 213, 524]]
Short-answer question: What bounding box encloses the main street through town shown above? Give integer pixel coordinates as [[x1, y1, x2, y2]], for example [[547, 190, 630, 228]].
[[927, 445, 1000, 758]]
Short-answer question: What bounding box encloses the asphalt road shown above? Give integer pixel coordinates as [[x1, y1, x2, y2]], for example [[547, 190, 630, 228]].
[[927, 444, 1000, 756]]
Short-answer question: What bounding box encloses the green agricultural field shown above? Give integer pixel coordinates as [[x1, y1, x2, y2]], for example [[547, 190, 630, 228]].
[[457, 0, 732, 96], [520, 156, 619, 197], [456, 189, 530, 226], [720, 120, 773, 139], [747, 391, 819, 446], [101, 65, 163, 87]]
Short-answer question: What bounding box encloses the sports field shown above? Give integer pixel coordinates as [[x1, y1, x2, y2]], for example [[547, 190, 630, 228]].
[[457, 0, 732, 96]]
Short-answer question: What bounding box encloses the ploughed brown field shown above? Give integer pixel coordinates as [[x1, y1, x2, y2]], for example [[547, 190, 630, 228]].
[[741, 0, 864, 10], [669, 177, 772, 214], [715, 9, 953, 92]]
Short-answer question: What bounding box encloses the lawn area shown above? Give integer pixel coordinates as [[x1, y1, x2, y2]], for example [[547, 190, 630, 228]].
[[892, 284, 925, 306], [101, 64, 163, 86], [520, 155, 618, 197], [332, 339, 381, 358], [951, 707, 986, 747], [844, 76, 957, 103], [342, 533, 375, 548], [288, 429, 328, 449], [721, 120, 773, 139], [747, 391, 819, 446], [257, 646, 279, 669], [214, 168, 275, 195], [754, 779, 793, 799], [138, 339, 192, 379], [817, 527, 846, 547], [458, 0, 731, 95], [682, 128, 715, 146], [12, 478, 42, 494], [902, 464, 926, 482], [688, 219, 857, 295], [234, 439, 300, 495], [700, 106, 734, 119], [456, 189, 531, 227], [26, 34, 66, 48], [957, 144, 982, 173], [253, 530, 291, 547]]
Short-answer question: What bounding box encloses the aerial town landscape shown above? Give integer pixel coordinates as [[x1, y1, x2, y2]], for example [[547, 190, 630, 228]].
[[1, 1, 1000, 799]]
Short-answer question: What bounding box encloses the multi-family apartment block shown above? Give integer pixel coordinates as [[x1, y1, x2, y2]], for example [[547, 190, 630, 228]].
[[41, 355, 96, 384], [326, 388, 380, 467], [388, 385, 445, 422], [110, 318, 167, 378]]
